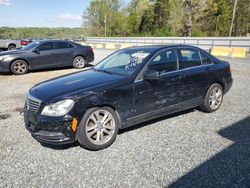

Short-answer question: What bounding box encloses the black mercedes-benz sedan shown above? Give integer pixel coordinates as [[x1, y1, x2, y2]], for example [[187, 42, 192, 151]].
[[0, 40, 94, 75], [24, 45, 233, 150]]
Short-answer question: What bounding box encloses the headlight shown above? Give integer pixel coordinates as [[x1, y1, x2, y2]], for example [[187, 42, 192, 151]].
[[0, 55, 12, 61], [41, 99, 75, 117]]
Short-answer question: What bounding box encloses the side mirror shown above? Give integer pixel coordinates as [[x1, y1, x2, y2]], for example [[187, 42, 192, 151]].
[[144, 69, 160, 81], [33, 48, 40, 53]]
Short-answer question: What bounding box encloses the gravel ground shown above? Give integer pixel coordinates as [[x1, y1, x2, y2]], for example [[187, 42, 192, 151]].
[[0, 49, 250, 188]]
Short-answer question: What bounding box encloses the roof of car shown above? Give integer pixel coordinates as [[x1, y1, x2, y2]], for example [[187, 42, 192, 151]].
[[36, 39, 73, 43], [126, 44, 199, 50]]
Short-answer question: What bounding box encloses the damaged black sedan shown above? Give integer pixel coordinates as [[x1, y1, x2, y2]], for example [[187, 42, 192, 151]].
[[24, 45, 233, 150]]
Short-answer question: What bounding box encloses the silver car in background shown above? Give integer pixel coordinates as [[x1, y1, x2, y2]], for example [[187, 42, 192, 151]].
[[0, 39, 21, 50]]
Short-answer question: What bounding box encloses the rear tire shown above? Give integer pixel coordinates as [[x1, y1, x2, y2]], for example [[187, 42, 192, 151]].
[[200, 83, 224, 113], [10, 60, 28, 75], [73, 56, 86, 69], [8, 44, 16, 50], [77, 107, 119, 151]]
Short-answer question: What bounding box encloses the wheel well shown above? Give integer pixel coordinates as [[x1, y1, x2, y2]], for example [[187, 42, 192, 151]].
[[215, 81, 225, 91], [10, 59, 30, 71], [204, 82, 225, 98], [8, 43, 16, 47], [74, 55, 86, 60]]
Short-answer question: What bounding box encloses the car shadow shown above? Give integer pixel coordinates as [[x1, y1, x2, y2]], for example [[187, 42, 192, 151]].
[[0, 64, 94, 76], [40, 142, 79, 150], [29, 64, 94, 73], [0, 72, 12, 76], [118, 108, 195, 135], [168, 116, 250, 188]]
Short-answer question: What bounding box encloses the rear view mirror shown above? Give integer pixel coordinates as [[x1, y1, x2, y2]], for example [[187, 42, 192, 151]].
[[144, 69, 160, 81]]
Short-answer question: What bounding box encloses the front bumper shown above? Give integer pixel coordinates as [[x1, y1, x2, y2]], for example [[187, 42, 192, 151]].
[[0, 61, 11, 73], [24, 111, 76, 145]]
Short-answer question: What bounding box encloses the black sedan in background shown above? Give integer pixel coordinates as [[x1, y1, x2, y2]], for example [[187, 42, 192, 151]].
[[0, 40, 94, 75], [24, 45, 233, 150]]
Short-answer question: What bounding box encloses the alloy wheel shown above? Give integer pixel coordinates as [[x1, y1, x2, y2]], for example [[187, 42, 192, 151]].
[[13, 61, 27, 74], [75, 57, 85, 68], [209, 87, 223, 110], [85, 110, 115, 145]]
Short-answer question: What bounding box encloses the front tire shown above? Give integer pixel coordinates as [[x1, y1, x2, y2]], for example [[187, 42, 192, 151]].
[[77, 107, 119, 151], [73, 56, 86, 69], [200, 83, 224, 113], [10, 60, 28, 75], [8, 44, 16, 50]]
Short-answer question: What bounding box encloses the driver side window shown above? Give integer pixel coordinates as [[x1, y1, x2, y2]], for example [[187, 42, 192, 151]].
[[148, 49, 177, 74], [37, 42, 53, 51]]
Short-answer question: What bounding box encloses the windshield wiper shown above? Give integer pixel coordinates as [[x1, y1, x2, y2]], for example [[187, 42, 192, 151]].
[[93, 68, 127, 76], [93, 68, 114, 74]]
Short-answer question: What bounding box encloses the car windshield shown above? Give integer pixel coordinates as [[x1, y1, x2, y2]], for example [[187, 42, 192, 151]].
[[21, 41, 39, 51], [94, 49, 153, 76]]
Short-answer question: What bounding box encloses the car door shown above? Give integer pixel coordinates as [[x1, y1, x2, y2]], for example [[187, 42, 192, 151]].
[[53, 42, 74, 66], [28, 42, 55, 69], [177, 48, 212, 102], [132, 49, 182, 117]]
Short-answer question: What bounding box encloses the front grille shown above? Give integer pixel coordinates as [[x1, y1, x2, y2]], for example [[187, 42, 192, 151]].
[[26, 95, 41, 113]]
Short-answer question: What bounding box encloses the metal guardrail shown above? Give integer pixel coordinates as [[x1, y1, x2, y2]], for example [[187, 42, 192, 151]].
[[85, 37, 250, 53]]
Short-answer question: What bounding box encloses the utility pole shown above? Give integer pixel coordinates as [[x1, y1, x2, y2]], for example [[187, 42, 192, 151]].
[[104, 14, 107, 37], [229, 0, 238, 37]]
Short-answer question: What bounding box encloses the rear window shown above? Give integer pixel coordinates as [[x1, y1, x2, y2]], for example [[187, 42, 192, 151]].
[[179, 49, 202, 69], [54, 42, 73, 49], [200, 51, 213, 64]]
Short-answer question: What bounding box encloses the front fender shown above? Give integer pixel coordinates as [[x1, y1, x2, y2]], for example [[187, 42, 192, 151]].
[[73, 88, 130, 128]]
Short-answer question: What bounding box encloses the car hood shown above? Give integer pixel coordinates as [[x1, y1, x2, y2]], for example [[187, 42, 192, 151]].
[[29, 69, 127, 102], [0, 49, 28, 56]]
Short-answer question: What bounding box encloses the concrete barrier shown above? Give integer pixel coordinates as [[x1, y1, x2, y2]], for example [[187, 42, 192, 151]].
[[211, 47, 247, 58], [231, 48, 247, 58], [120, 43, 134, 49], [211, 47, 231, 57], [95, 43, 104, 49], [105, 43, 116, 50]]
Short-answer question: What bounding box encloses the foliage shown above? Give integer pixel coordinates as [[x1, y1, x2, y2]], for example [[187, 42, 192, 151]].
[[83, 0, 250, 37], [1, 0, 249, 39], [0, 27, 85, 40]]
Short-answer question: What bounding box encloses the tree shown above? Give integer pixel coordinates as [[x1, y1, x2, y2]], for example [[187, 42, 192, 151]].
[[233, 0, 250, 36], [202, 0, 233, 36]]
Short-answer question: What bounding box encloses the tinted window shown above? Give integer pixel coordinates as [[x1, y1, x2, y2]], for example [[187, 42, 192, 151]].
[[21, 42, 39, 51], [54, 42, 73, 49], [179, 49, 202, 69], [200, 51, 213, 64], [148, 49, 177, 74], [37, 42, 53, 51]]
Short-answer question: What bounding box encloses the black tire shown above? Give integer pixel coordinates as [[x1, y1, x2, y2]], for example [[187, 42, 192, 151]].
[[77, 107, 119, 151], [73, 56, 86, 69], [200, 83, 224, 113], [10, 60, 29, 75], [8, 44, 16, 50]]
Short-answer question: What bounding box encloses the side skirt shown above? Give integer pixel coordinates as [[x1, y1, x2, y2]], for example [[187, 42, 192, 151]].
[[122, 97, 203, 129]]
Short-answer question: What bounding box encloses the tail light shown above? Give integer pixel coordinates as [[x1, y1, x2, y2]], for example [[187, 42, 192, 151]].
[[88, 47, 93, 53]]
